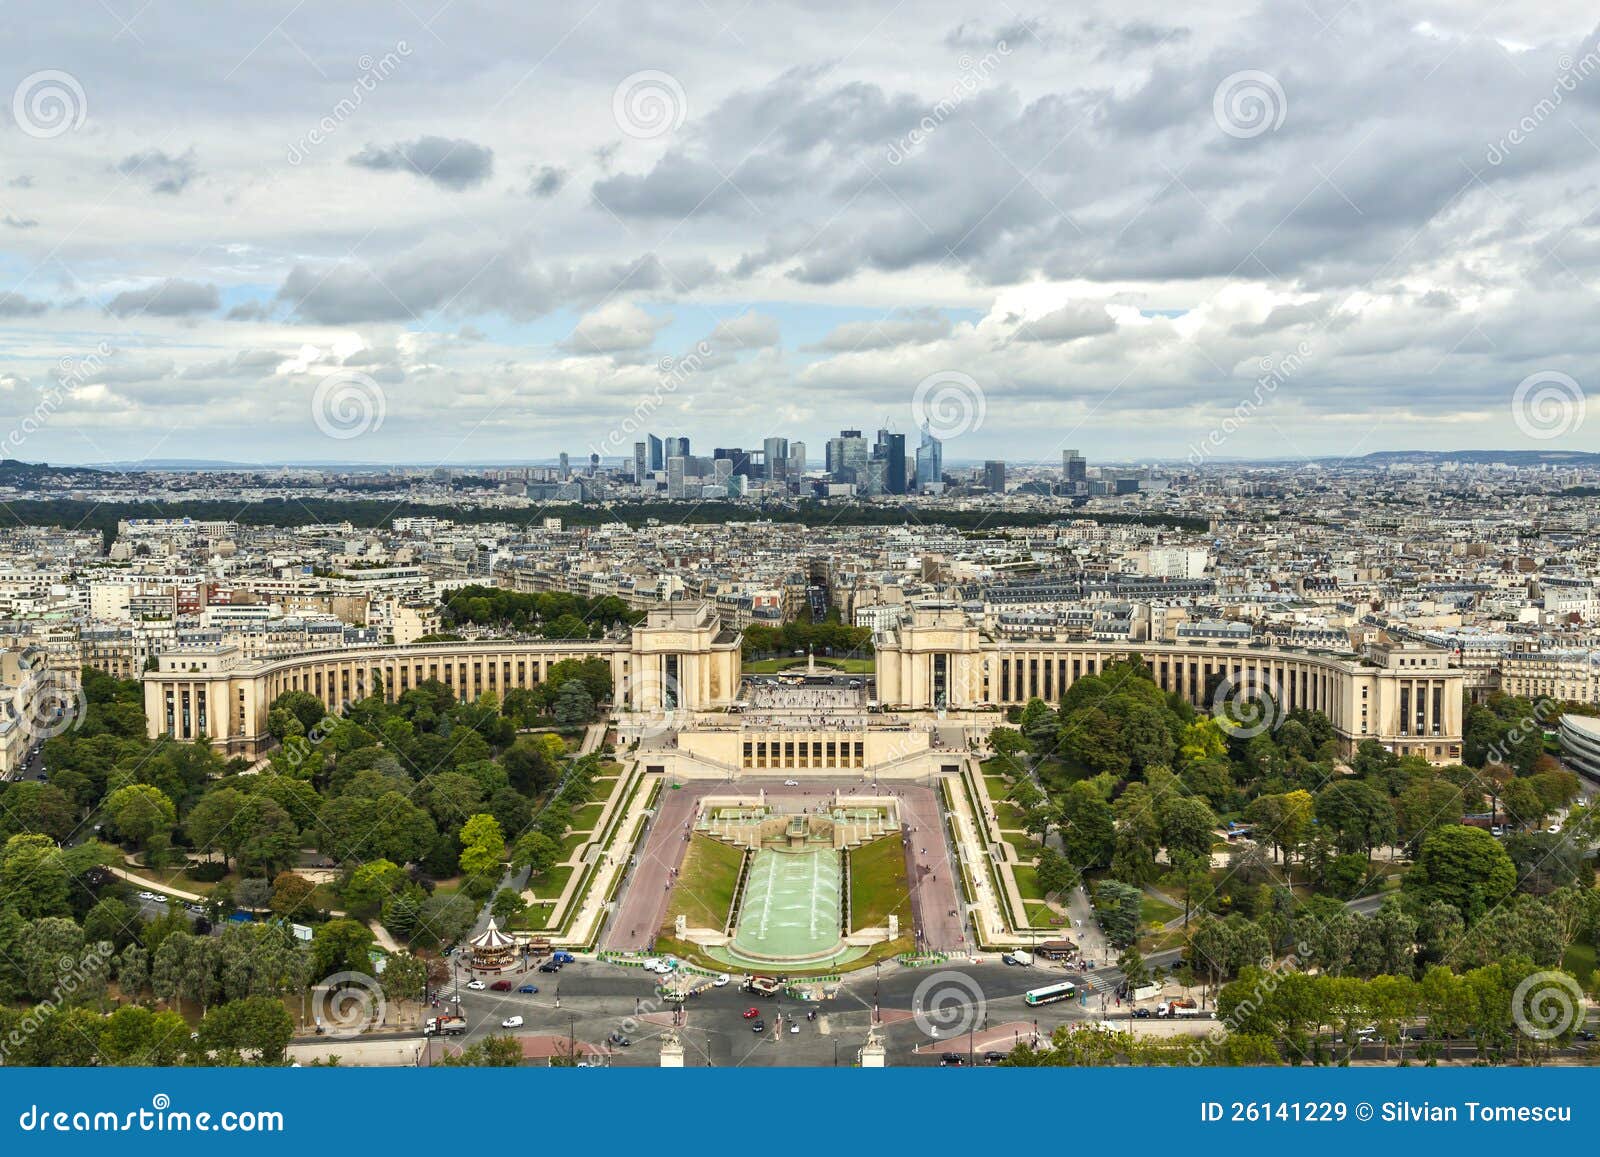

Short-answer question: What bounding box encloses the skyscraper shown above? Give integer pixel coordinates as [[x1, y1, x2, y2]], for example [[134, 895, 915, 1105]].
[[984, 460, 1006, 493], [669, 436, 691, 460], [558, 451, 570, 479], [874, 429, 906, 494], [788, 441, 806, 479], [763, 436, 789, 481], [915, 425, 943, 491], [633, 441, 648, 481], [1063, 448, 1086, 488], [647, 434, 664, 472]]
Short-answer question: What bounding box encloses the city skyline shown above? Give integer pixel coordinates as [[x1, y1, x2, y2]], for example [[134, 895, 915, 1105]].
[[2, 3, 1599, 467]]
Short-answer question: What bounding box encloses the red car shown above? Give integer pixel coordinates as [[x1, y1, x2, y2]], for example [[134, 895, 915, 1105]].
[[489, 980, 514, 992], [742, 1007, 761, 1019]]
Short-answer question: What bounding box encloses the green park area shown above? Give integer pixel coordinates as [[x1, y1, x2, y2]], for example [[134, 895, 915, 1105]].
[[662, 834, 745, 933], [848, 834, 912, 931], [741, 655, 875, 674]]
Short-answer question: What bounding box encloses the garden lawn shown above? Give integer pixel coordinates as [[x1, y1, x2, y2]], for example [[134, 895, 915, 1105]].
[[848, 834, 912, 931], [662, 834, 745, 933]]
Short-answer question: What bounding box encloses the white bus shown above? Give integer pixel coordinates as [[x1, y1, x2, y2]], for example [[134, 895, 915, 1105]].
[[1023, 981, 1077, 1007]]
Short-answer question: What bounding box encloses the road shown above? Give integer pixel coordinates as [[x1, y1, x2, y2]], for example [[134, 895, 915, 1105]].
[[415, 957, 1117, 1067]]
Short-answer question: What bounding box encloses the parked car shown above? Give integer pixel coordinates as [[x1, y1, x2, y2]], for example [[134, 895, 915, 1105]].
[[783, 779, 799, 787], [742, 1007, 761, 1019], [1132, 1008, 1152, 1019], [982, 1050, 1007, 1065], [714, 973, 730, 987], [549, 951, 576, 965], [939, 1053, 965, 1066], [1575, 1029, 1597, 1041], [501, 1015, 523, 1028], [466, 980, 486, 990], [750, 1020, 766, 1033], [517, 984, 539, 994], [539, 961, 562, 973], [489, 980, 513, 992]]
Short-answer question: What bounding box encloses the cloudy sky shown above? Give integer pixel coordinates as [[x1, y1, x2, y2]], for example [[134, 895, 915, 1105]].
[[2, 0, 1599, 466]]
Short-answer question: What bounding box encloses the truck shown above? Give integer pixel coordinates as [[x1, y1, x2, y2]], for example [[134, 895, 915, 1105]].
[[1001, 950, 1034, 967], [746, 975, 782, 998], [549, 950, 576, 965], [425, 1015, 467, 1036], [1156, 1000, 1203, 1019]]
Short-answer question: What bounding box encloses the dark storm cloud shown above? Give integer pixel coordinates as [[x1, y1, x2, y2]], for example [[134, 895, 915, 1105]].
[[116, 149, 199, 194], [0, 292, 48, 317], [348, 136, 495, 189], [106, 279, 220, 317]]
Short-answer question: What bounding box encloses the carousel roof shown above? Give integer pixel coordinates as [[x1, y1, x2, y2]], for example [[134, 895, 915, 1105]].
[[469, 918, 516, 950]]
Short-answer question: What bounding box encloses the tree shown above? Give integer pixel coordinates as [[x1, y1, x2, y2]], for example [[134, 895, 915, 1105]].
[[1058, 781, 1115, 870], [1405, 824, 1516, 924], [380, 950, 429, 1009], [268, 690, 326, 740], [1159, 795, 1218, 861], [491, 887, 526, 924], [510, 831, 559, 877], [197, 995, 295, 1064], [1501, 777, 1548, 831], [1395, 777, 1464, 852], [1094, 879, 1143, 947], [1034, 846, 1078, 897], [458, 813, 506, 887], [83, 896, 139, 950], [311, 919, 375, 978], [101, 783, 177, 850], [270, 871, 319, 919], [344, 859, 407, 918], [552, 680, 594, 726], [1314, 780, 1396, 859]]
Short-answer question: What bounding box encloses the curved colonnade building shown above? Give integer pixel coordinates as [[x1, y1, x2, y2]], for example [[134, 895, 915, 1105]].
[[143, 600, 1463, 766]]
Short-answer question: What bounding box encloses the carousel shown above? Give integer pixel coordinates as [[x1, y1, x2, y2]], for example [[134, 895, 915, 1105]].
[[466, 918, 518, 971]]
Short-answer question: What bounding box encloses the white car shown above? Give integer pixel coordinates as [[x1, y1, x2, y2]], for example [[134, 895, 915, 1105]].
[[466, 980, 486, 990], [137, 891, 155, 901], [150, 894, 168, 904], [713, 973, 730, 987], [501, 1015, 523, 1028], [783, 779, 799, 786], [1548, 824, 1562, 834], [789, 1022, 799, 1034]]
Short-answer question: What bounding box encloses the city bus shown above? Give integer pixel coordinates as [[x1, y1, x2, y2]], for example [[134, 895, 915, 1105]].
[[1023, 981, 1077, 1007]]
